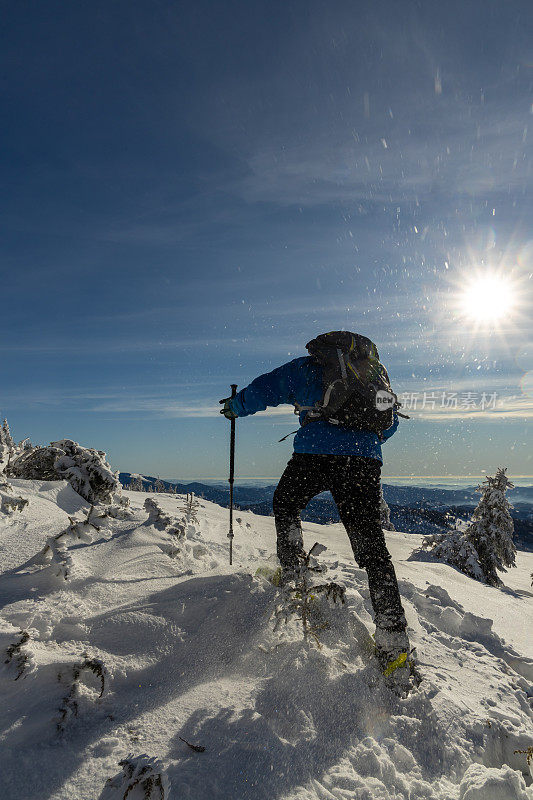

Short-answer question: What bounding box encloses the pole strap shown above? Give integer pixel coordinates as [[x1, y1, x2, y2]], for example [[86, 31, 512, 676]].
[[278, 428, 299, 443]]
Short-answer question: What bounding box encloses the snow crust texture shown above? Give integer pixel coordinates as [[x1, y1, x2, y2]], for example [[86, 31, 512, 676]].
[[0, 480, 532, 800]]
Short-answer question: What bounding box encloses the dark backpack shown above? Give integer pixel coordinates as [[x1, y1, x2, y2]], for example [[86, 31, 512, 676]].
[[299, 331, 401, 436]]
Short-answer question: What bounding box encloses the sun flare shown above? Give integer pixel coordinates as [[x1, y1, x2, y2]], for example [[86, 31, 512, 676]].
[[459, 273, 515, 324]]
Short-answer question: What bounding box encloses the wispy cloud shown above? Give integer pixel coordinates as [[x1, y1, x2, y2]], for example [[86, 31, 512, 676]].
[[89, 388, 531, 421], [0, 338, 218, 355], [415, 394, 533, 421], [232, 109, 531, 209], [87, 398, 295, 419], [0, 336, 301, 357], [0, 381, 224, 409]]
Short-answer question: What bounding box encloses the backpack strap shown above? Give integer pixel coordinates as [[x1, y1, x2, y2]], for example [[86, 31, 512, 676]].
[[337, 349, 348, 384], [322, 378, 346, 408]]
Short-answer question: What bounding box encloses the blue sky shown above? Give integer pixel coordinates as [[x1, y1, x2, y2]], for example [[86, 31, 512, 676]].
[[1, 0, 532, 481]]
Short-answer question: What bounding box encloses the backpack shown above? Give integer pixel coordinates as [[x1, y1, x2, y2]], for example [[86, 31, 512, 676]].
[[298, 331, 402, 436]]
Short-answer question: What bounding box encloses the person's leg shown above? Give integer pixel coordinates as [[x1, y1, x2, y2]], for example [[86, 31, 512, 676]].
[[273, 454, 329, 571], [330, 457, 407, 632]]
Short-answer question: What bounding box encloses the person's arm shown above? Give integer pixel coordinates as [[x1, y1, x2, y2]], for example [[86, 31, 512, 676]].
[[229, 360, 300, 418], [380, 411, 399, 441]]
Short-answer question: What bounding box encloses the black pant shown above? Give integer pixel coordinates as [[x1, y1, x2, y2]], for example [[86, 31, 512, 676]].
[[273, 453, 407, 632]]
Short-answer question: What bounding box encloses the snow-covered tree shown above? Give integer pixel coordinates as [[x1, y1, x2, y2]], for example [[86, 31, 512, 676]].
[[154, 478, 165, 493], [18, 438, 33, 453], [0, 418, 35, 474], [53, 440, 119, 504], [380, 486, 395, 530], [0, 419, 31, 475], [129, 474, 145, 492], [464, 468, 516, 586], [417, 468, 516, 587], [179, 492, 200, 524], [2, 419, 14, 451], [0, 418, 15, 473], [10, 439, 120, 504], [0, 427, 8, 474], [9, 444, 63, 480]]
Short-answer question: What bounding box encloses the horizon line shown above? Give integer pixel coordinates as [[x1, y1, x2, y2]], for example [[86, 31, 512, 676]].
[[161, 474, 533, 481]]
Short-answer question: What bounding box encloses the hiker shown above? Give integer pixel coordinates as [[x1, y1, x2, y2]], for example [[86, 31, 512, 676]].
[[220, 331, 411, 677]]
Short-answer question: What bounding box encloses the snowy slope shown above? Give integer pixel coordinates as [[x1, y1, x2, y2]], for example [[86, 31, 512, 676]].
[[0, 480, 532, 800]]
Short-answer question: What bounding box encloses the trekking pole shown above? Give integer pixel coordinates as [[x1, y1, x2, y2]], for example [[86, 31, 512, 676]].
[[228, 384, 238, 565]]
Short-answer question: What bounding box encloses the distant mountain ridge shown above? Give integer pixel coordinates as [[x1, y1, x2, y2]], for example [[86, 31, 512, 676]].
[[119, 473, 533, 508], [119, 473, 533, 551]]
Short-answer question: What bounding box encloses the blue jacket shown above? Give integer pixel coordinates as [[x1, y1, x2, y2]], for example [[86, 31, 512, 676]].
[[229, 356, 398, 463]]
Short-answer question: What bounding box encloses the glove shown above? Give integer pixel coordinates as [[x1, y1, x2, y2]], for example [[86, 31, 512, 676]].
[[219, 397, 238, 420]]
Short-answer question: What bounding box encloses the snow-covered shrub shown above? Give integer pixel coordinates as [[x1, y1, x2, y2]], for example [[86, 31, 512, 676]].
[[102, 754, 169, 800], [61, 507, 101, 542], [418, 531, 484, 581], [513, 746, 533, 780], [9, 443, 63, 480], [0, 455, 27, 511], [145, 498, 172, 529], [100, 495, 134, 520], [57, 655, 108, 733], [273, 543, 346, 647], [34, 508, 102, 581], [1, 493, 29, 514], [179, 492, 200, 524], [0, 478, 13, 494], [4, 630, 34, 680], [158, 543, 181, 560], [38, 537, 73, 581], [144, 497, 214, 569], [10, 439, 119, 504], [416, 469, 516, 587], [144, 498, 186, 538]]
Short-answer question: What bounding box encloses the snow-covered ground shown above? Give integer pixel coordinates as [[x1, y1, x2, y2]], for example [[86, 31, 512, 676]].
[[0, 479, 532, 800]]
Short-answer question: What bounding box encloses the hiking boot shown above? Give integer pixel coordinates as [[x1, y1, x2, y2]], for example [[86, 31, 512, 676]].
[[374, 627, 420, 695]]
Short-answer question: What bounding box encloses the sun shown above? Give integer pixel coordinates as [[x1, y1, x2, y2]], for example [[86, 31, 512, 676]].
[[459, 272, 516, 324]]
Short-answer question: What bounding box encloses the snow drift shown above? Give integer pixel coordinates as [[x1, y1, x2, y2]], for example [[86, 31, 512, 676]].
[[0, 480, 531, 800]]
